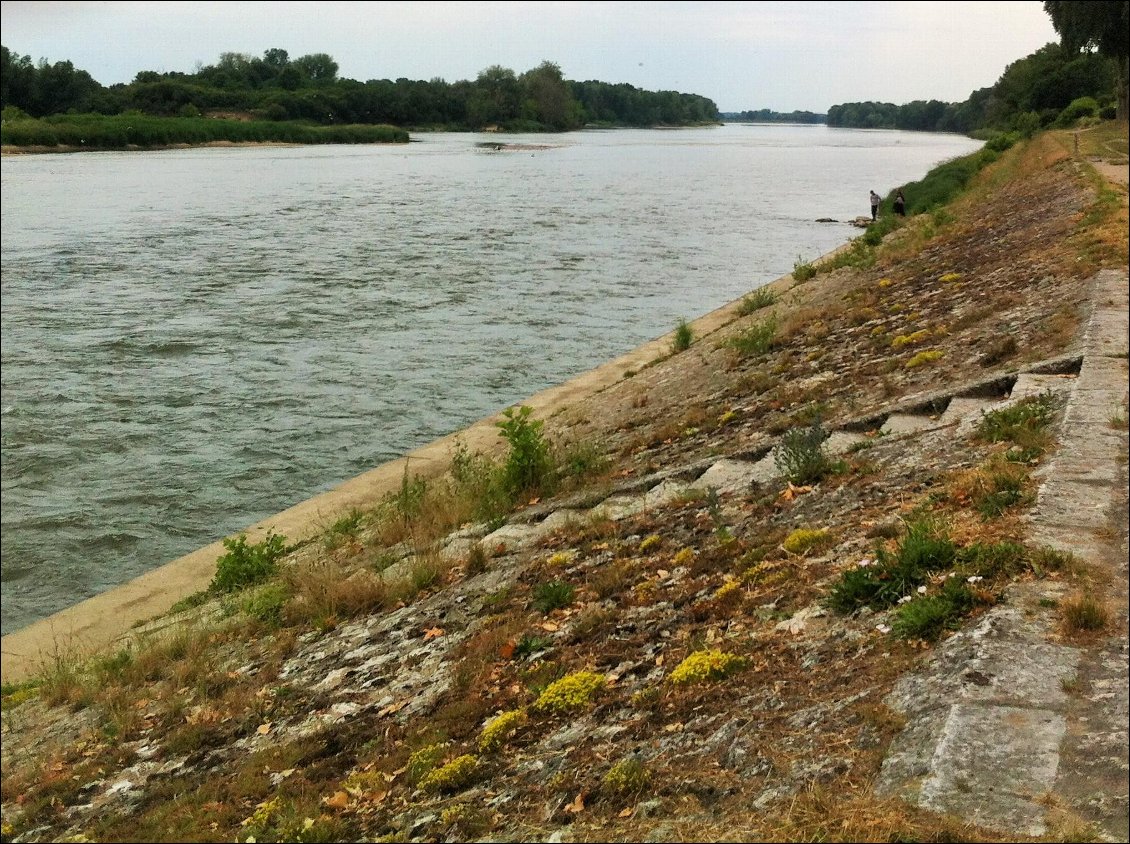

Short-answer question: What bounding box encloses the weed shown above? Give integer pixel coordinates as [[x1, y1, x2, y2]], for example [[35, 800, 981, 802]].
[[323, 508, 366, 550], [956, 541, 1028, 578], [980, 336, 1018, 366], [465, 543, 489, 575], [497, 405, 554, 499], [241, 582, 291, 628], [738, 288, 776, 314], [672, 318, 693, 352], [775, 422, 833, 485], [405, 743, 447, 786], [727, 315, 779, 357], [532, 580, 575, 614], [169, 590, 211, 614], [210, 531, 288, 594], [891, 579, 975, 641], [514, 633, 553, 657], [975, 391, 1059, 457], [827, 515, 956, 613], [793, 256, 818, 281]]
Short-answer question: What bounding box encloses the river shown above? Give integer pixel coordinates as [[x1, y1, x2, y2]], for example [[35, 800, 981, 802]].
[[0, 124, 982, 635]]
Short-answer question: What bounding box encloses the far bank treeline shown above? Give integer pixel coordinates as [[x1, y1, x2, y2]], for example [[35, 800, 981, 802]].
[[0, 48, 718, 148]]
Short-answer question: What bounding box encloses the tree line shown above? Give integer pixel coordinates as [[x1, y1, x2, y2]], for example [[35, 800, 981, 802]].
[[0, 47, 718, 131], [719, 109, 825, 124]]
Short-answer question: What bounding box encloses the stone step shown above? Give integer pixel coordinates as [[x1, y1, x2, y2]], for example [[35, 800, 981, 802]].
[[879, 413, 938, 436], [823, 430, 871, 455], [1009, 372, 1076, 402]]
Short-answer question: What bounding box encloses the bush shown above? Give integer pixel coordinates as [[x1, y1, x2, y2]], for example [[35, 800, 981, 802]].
[[602, 758, 651, 795], [1057, 96, 1099, 127], [738, 288, 776, 314], [792, 256, 817, 281], [497, 405, 554, 498], [210, 531, 288, 594]]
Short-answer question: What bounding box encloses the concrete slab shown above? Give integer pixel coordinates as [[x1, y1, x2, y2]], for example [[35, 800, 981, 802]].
[[879, 413, 937, 436]]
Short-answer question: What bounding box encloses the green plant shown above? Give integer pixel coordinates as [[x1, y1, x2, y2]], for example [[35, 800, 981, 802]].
[[241, 582, 291, 628], [704, 487, 732, 542], [405, 743, 447, 786], [738, 288, 776, 314], [497, 405, 554, 498], [514, 633, 553, 658], [792, 256, 818, 281], [975, 391, 1059, 455], [775, 422, 833, 484], [210, 531, 288, 594], [956, 541, 1028, 578], [827, 515, 956, 613], [672, 318, 693, 352], [532, 580, 575, 614], [891, 578, 975, 641], [324, 508, 365, 549], [783, 527, 832, 555], [727, 314, 779, 357]]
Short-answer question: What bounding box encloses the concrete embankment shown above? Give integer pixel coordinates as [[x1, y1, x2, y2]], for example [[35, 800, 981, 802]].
[[0, 262, 803, 684]]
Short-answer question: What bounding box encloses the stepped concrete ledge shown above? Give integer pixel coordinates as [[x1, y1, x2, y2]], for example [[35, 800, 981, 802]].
[[875, 269, 1129, 841]]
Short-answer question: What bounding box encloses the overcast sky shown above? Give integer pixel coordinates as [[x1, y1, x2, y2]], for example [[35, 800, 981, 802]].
[[1, 1, 1059, 113]]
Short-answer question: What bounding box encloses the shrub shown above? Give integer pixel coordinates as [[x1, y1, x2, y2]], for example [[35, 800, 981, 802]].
[[1057, 96, 1099, 127], [905, 349, 945, 368], [532, 671, 605, 714], [672, 318, 693, 352], [957, 541, 1028, 578], [210, 531, 288, 594], [975, 391, 1059, 457], [667, 649, 746, 685]]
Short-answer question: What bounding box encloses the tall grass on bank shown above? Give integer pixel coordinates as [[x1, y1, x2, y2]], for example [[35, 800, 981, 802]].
[[0, 112, 409, 149]]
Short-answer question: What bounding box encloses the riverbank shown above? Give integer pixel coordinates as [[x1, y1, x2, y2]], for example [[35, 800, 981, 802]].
[[1, 125, 1126, 843]]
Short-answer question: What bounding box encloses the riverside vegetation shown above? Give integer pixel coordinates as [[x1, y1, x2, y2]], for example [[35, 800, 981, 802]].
[[0, 121, 1127, 842]]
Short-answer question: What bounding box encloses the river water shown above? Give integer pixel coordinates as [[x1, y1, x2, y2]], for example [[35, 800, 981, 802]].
[[0, 124, 981, 635]]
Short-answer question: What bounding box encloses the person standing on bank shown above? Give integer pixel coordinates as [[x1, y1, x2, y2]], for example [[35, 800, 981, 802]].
[[894, 189, 906, 216], [869, 190, 880, 221]]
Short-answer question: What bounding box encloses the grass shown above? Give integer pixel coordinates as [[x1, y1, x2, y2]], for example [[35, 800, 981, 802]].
[[726, 314, 779, 357], [672, 318, 693, 352], [1060, 593, 1110, 633], [738, 288, 777, 314]]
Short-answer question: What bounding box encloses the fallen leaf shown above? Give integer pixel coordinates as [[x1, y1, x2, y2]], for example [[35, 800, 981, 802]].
[[323, 791, 350, 810], [565, 792, 585, 814], [527, 496, 541, 505], [423, 626, 445, 640], [656, 569, 669, 578], [499, 641, 517, 660], [655, 655, 664, 666], [377, 701, 406, 718], [619, 807, 634, 818], [540, 621, 560, 632], [257, 722, 272, 735]]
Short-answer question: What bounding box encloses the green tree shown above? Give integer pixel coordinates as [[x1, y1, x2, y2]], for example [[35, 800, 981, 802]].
[[293, 52, 339, 84], [519, 61, 580, 130], [1044, 1, 1129, 119], [468, 64, 520, 127]]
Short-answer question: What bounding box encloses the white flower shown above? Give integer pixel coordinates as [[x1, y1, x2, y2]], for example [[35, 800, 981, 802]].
[[947, 572, 957, 578], [875, 623, 891, 634], [917, 585, 928, 594], [857, 558, 873, 568], [967, 575, 983, 583], [897, 595, 913, 604]]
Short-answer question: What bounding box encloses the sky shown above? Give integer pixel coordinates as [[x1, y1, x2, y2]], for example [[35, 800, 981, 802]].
[[0, 1, 1060, 113]]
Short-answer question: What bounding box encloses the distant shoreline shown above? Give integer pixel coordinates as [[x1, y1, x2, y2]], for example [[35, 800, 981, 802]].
[[1, 140, 308, 156]]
